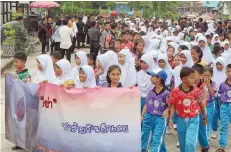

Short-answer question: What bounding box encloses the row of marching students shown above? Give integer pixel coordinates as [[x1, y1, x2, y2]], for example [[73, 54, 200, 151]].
[[14, 32, 231, 152]]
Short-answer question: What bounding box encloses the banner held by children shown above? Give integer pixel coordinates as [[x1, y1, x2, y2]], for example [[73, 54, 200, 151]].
[[5, 74, 141, 152]]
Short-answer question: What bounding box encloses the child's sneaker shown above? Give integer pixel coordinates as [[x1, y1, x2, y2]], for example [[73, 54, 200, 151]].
[[176, 141, 179, 148], [166, 128, 171, 134], [173, 124, 177, 130], [211, 131, 217, 139]]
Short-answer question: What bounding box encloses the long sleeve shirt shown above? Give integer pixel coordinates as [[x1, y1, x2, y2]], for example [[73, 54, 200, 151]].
[[59, 25, 74, 49]]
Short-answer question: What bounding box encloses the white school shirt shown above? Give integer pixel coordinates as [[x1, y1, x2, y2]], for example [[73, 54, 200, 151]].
[[72, 21, 78, 36], [59, 25, 74, 49]]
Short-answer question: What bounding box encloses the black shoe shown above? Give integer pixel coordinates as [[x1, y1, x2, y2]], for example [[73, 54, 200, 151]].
[[202, 146, 209, 152], [12, 146, 22, 150]]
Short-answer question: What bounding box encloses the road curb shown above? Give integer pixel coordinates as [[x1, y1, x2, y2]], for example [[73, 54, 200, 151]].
[[1, 39, 40, 74]]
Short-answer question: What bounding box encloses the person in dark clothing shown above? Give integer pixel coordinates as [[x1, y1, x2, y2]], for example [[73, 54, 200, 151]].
[[76, 16, 86, 49], [38, 18, 48, 54], [46, 17, 53, 52], [215, 21, 224, 36], [85, 16, 91, 45], [88, 20, 101, 57]]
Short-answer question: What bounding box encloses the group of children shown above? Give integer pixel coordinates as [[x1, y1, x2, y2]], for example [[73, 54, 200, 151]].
[[11, 22, 231, 152]]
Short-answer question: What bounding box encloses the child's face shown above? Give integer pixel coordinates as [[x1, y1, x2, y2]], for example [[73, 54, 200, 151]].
[[215, 36, 219, 41], [216, 62, 223, 71], [109, 68, 121, 84], [96, 60, 102, 69], [37, 59, 43, 71], [122, 34, 128, 42], [158, 59, 166, 69], [217, 49, 224, 57], [193, 70, 201, 84], [79, 69, 87, 82], [204, 71, 212, 82], [199, 40, 205, 48], [151, 76, 160, 85], [167, 48, 174, 58], [114, 41, 121, 50], [224, 44, 229, 50], [226, 67, 231, 79], [182, 73, 195, 87], [133, 34, 140, 41], [207, 38, 212, 44], [140, 60, 149, 70], [75, 56, 81, 66], [127, 34, 133, 41], [191, 49, 199, 61], [180, 54, 187, 65], [118, 54, 125, 65], [13, 58, 25, 70], [136, 42, 144, 53], [16, 97, 25, 121], [54, 64, 62, 76], [173, 56, 181, 67], [178, 47, 183, 54]]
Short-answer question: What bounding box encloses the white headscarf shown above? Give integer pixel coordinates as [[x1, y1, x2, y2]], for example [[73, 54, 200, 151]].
[[105, 50, 119, 65], [137, 53, 154, 97], [212, 34, 221, 45], [147, 38, 161, 52], [56, 59, 75, 85], [119, 49, 137, 87], [72, 51, 88, 81], [97, 54, 111, 86], [212, 56, 227, 90], [197, 36, 215, 65], [76, 65, 96, 88], [35, 54, 57, 83], [168, 42, 178, 55], [157, 53, 174, 86], [146, 50, 161, 70], [173, 50, 194, 88]]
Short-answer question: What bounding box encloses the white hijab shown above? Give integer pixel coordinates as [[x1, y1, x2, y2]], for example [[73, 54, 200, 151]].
[[76, 65, 96, 88], [212, 56, 227, 90], [157, 53, 174, 86], [72, 51, 88, 81], [174, 50, 194, 88], [35, 54, 57, 83], [119, 49, 137, 87], [147, 38, 161, 52], [56, 59, 75, 85], [105, 50, 119, 65], [136, 53, 154, 97], [97, 54, 111, 86], [146, 50, 161, 70], [212, 34, 221, 45], [197, 36, 215, 65], [168, 42, 178, 55]]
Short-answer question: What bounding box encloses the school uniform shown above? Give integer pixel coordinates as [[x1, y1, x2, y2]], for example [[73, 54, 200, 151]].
[[196, 80, 209, 149], [108, 83, 123, 88], [206, 81, 217, 138], [169, 85, 202, 152], [142, 86, 170, 152], [218, 80, 231, 148]]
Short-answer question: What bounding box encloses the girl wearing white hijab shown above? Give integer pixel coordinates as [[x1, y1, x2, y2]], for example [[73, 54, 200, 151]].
[[96, 54, 112, 87], [137, 53, 155, 113], [197, 35, 215, 65], [118, 49, 137, 87], [147, 38, 161, 52], [212, 56, 227, 90], [173, 50, 194, 88], [157, 53, 174, 86], [105, 50, 119, 65], [35, 54, 57, 83], [55, 59, 75, 86], [72, 51, 88, 81], [76, 65, 96, 88], [212, 34, 221, 45], [146, 50, 161, 70]]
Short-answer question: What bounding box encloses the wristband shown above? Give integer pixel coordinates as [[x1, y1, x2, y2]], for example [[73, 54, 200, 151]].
[[202, 117, 207, 119]]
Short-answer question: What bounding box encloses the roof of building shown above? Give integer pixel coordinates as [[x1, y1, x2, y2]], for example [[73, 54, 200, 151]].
[[202, 1, 220, 8]]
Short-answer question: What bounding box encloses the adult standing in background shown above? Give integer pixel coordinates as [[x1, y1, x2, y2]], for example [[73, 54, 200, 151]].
[[76, 16, 86, 49], [38, 18, 48, 54], [46, 17, 53, 52], [59, 18, 74, 62], [88, 20, 101, 57], [99, 21, 111, 54], [52, 19, 62, 52], [70, 16, 78, 53], [85, 16, 91, 45], [14, 16, 26, 52]]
